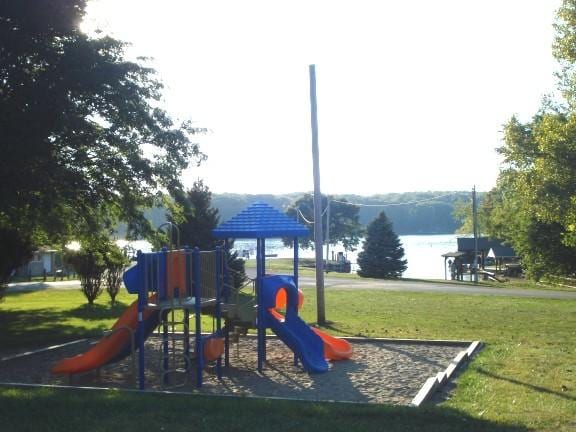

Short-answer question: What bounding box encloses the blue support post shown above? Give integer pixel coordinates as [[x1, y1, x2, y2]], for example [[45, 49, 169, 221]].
[[137, 251, 147, 390], [160, 249, 169, 383], [294, 237, 299, 288], [215, 247, 223, 379], [223, 241, 230, 368], [261, 238, 267, 366], [293, 237, 299, 367], [184, 248, 192, 363], [256, 238, 264, 372], [193, 247, 203, 387]]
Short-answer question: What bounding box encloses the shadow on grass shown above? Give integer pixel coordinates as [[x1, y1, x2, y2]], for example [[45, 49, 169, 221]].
[[67, 301, 131, 320], [478, 368, 575, 402], [2, 289, 55, 298], [0, 386, 532, 432], [0, 305, 122, 350], [312, 321, 359, 337]]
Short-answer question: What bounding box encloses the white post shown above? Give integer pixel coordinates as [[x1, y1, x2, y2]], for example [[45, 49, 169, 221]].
[[472, 186, 479, 284], [325, 199, 331, 268], [309, 64, 325, 325]]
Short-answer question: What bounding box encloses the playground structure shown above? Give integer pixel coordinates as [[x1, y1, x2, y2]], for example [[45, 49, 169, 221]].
[[51, 202, 352, 390]]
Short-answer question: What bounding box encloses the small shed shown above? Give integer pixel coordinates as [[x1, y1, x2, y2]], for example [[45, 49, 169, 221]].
[[456, 237, 492, 265], [16, 248, 60, 278], [442, 237, 520, 279], [488, 243, 519, 272]]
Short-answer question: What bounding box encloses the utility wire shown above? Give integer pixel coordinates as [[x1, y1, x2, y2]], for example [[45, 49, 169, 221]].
[[331, 192, 458, 207], [295, 192, 460, 223], [297, 208, 315, 224], [296, 205, 329, 224]]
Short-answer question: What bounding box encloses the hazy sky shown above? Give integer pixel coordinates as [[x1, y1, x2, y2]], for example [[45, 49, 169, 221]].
[[83, 0, 563, 195]]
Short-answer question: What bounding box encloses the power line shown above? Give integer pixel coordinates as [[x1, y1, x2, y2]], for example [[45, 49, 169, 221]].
[[296, 208, 315, 224], [331, 192, 458, 208], [294, 192, 461, 224]]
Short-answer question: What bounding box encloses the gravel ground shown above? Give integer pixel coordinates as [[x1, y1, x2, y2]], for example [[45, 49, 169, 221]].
[[0, 336, 467, 405]]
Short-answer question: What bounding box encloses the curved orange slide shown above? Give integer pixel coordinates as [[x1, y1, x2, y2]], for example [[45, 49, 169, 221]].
[[51, 295, 158, 375], [268, 308, 352, 361], [310, 327, 353, 361]]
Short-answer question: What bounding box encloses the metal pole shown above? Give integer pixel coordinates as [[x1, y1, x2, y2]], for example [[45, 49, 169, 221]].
[[472, 186, 479, 284], [158, 222, 180, 250], [309, 64, 326, 325], [325, 199, 330, 269]]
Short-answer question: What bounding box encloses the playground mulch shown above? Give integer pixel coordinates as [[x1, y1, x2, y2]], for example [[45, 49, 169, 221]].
[[0, 336, 467, 405]]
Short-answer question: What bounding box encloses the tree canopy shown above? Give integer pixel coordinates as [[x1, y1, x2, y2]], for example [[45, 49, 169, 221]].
[[0, 1, 203, 287], [357, 211, 407, 279], [283, 194, 363, 251], [478, 0, 576, 279]]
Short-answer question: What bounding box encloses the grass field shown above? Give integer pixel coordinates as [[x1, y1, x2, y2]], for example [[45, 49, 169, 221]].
[[0, 285, 575, 431]]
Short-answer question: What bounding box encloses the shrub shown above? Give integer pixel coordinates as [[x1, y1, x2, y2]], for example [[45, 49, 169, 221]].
[[65, 242, 107, 305], [103, 244, 129, 306]]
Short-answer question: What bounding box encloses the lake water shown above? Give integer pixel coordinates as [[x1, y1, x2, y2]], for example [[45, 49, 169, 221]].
[[122, 235, 458, 280], [233, 234, 458, 280]]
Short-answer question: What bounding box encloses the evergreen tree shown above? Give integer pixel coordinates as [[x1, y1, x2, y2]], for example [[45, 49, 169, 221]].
[[168, 181, 247, 289], [357, 211, 407, 279], [171, 180, 220, 250]]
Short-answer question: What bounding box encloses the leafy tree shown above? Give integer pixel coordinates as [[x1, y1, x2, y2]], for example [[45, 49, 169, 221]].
[[357, 211, 407, 279], [554, 0, 576, 109], [283, 194, 363, 251], [168, 181, 247, 289], [66, 241, 107, 305], [0, 0, 204, 290], [0, 227, 34, 298], [482, 116, 576, 279], [452, 199, 474, 235], [66, 237, 130, 305], [477, 1, 576, 279], [103, 243, 130, 306]]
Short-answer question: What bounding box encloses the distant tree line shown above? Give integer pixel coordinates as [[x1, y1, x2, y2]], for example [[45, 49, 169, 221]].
[[211, 191, 471, 235]]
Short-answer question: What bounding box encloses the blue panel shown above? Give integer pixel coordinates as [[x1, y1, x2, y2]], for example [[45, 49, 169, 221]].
[[123, 264, 139, 294], [213, 202, 309, 239], [266, 309, 328, 373]]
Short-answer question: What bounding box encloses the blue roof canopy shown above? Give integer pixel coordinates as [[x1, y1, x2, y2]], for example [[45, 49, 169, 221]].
[[213, 202, 309, 239]]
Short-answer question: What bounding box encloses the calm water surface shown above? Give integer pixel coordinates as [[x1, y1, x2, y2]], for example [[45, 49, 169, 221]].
[[123, 235, 458, 280], [233, 234, 458, 280]]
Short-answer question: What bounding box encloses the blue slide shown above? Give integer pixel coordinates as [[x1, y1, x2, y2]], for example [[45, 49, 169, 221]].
[[266, 308, 329, 373]]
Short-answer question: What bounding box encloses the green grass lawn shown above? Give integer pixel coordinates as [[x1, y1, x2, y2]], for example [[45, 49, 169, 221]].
[[0, 286, 575, 431]]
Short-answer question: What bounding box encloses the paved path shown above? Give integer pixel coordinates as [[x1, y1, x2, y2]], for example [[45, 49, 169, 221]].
[[297, 276, 576, 300], [7, 276, 576, 300], [6, 280, 80, 292]]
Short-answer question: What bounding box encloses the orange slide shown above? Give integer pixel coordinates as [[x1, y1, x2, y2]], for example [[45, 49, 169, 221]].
[[51, 296, 159, 375], [311, 327, 353, 361], [268, 308, 352, 361]]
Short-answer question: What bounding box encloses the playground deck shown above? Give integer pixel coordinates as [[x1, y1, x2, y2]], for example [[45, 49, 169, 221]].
[[0, 336, 469, 405]]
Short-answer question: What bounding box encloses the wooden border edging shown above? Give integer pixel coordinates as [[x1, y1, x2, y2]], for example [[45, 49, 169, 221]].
[[410, 340, 483, 407], [0, 381, 375, 406], [0, 339, 88, 363]]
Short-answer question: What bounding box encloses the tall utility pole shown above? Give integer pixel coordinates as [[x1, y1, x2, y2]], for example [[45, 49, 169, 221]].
[[325, 199, 331, 266], [472, 186, 479, 284], [309, 64, 326, 325]]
